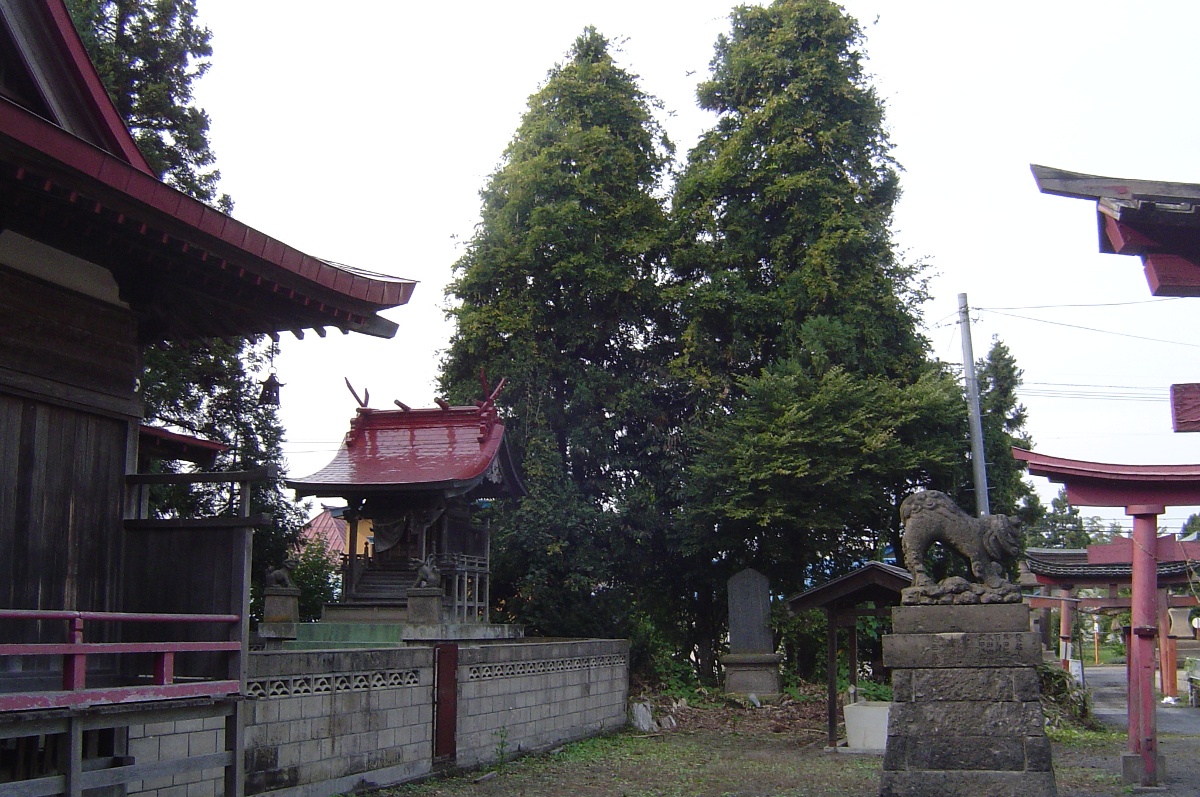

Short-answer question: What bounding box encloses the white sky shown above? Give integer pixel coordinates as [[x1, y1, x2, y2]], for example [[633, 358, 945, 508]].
[[192, 1, 1200, 531]]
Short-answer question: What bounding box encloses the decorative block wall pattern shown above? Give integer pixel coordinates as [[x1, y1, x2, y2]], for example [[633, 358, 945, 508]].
[[455, 640, 630, 767]]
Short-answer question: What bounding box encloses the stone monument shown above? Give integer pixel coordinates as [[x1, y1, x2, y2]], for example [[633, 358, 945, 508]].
[[721, 568, 782, 702], [880, 491, 1055, 796]]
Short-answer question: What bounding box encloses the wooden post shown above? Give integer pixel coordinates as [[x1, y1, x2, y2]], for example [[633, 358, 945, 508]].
[[1059, 587, 1073, 669], [826, 607, 838, 748], [347, 511, 360, 598], [847, 616, 858, 703]]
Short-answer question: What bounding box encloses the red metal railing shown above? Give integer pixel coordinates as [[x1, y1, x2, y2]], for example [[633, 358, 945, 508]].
[[0, 608, 241, 711]]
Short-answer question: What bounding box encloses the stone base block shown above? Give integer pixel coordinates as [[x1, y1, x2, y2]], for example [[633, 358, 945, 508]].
[[407, 588, 444, 624], [721, 652, 782, 701], [884, 733, 1051, 772], [892, 604, 1032, 634], [1122, 752, 1166, 786], [262, 587, 300, 624], [880, 769, 1056, 797], [883, 631, 1040, 669]]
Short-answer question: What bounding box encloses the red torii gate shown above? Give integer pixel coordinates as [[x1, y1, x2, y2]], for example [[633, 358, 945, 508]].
[[1013, 448, 1200, 786]]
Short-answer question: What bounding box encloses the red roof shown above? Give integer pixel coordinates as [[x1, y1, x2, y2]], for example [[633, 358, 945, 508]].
[[301, 508, 349, 554], [289, 406, 520, 497]]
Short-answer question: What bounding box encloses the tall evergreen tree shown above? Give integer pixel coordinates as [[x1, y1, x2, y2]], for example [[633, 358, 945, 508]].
[[440, 28, 675, 636], [667, 0, 964, 677], [66, 0, 231, 211], [68, 0, 305, 584], [973, 336, 1037, 519]]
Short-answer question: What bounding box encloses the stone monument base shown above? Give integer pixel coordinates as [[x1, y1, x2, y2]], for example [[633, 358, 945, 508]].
[[721, 652, 782, 702], [880, 603, 1056, 797]]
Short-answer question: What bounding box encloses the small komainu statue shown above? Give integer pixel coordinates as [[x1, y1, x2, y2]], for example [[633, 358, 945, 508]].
[[900, 490, 1023, 605], [411, 554, 440, 590], [265, 558, 299, 590]]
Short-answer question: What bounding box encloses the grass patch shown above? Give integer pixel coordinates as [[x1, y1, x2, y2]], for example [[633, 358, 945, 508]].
[[376, 729, 881, 797]]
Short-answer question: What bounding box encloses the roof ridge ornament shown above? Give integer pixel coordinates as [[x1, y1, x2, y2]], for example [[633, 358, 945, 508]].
[[476, 369, 506, 443]]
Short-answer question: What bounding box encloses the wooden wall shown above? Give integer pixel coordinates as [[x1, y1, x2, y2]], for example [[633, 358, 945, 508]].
[[0, 267, 136, 621]]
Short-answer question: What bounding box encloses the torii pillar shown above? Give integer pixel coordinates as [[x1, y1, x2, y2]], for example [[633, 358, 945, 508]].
[[1014, 448, 1200, 786]]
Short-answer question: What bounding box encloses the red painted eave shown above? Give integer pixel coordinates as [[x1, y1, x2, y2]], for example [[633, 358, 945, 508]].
[[1012, 448, 1200, 508], [0, 98, 415, 319], [1013, 448, 1200, 482]]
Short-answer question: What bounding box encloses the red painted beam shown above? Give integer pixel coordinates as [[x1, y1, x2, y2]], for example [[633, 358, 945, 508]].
[[0, 641, 242, 655], [1088, 535, 1200, 565], [1172, 384, 1200, 433], [1104, 216, 1160, 255], [0, 681, 241, 712], [1144, 254, 1200, 297]]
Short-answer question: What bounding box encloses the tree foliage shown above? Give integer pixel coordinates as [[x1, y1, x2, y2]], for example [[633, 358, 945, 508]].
[[1024, 488, 1118, 549], [141, 339, 307, 578], [66, 0, 231, 211], [68, 2, 303, 585], [670, 0, 927, 393], [440, 28, 674, 635], [664, 0, 963, 677], [970, 336, 1038, 521]]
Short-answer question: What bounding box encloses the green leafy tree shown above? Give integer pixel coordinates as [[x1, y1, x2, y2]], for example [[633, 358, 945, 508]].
[[68, 2, 304, 586], [666, 0, 961, 677], [1183, 514, 1200, 536], [66, 0, 231, 211], [291, 539, 340, 622], [440, 28, 674, 636]]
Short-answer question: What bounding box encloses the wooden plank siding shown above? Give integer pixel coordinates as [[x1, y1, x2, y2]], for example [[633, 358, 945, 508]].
[[0, 267, 135, 663], [0, 395, 126, 616], [0, 265, 138, 409]]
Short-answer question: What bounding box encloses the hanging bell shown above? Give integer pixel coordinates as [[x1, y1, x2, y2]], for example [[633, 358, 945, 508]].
[[258, 372, 283, 406]]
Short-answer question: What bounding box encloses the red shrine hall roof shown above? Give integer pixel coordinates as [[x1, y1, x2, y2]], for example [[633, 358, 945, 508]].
[[289, 404, 525, 499]]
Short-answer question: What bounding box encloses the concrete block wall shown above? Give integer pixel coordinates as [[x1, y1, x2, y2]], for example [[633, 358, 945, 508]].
[[127, 715, 227, 797], [455, 639, 629, 767], [243, 648, 435, 797]]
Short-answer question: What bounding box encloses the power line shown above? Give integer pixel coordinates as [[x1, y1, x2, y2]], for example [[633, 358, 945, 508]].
[[979, 309, 1200, 349], [979, 298, 1181, 311]]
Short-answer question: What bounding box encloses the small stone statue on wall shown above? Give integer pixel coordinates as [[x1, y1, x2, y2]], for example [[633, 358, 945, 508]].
[[899, 490, 1023, 605]]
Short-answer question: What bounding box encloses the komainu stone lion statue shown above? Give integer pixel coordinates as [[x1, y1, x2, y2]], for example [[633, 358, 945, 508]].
[[899, 490, 1023, 605]]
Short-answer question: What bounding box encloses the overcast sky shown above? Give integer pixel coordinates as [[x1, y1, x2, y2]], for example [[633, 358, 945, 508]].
[[192, 1, 1200, 530]]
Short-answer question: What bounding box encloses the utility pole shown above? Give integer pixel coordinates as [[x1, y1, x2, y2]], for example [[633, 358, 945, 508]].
[[959, 292, 990, 516]]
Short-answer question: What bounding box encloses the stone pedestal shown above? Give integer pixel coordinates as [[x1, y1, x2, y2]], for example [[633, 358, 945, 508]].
[[406, 587, 444, 624], [259, 587, 300, 650], [880, 604, 1057, 797], [720, 652, 783, 701]]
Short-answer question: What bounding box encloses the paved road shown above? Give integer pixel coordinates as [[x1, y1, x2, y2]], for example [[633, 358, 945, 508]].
[[1085, 665, 1200, 735], [1083, 664, 1200, 795]]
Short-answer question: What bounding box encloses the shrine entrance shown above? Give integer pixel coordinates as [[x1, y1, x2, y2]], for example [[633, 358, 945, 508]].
[[1014, 448, 1200, 786]]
